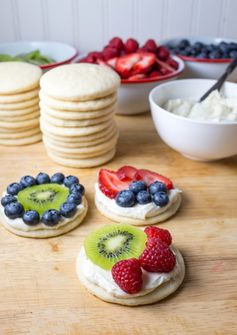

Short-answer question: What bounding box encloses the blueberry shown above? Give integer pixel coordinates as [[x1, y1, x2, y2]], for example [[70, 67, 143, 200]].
[[229, 42, 237, 51], [36, 172, 50, 184], [64, 175, 79, 188], [136, 190, 151, 205], [60, 202, 77, 218], [209, 50, 222, 59], [20, 175, 36, 188], [194, 41, 204, 49], [6, 182, 22, 195], [229, 50, 237, 58], [149, 181, 167, 195], [51, 172, 65, 184], [115, 190, 136, 207], [197, 52, 208, 59], [23, 210, 40, 226], [178, 39, 190, 49], [1, 194, 17, 207], [4, 202, 24, 219], [153, 192, 169, 207], [129, 181, 147, 194], [219, 41, 229, 53], [70, 183, 85, 196], [41, 209, 61, 226], [67, 193, 82, 205]]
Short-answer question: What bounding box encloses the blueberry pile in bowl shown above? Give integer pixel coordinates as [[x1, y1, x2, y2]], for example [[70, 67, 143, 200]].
[[1, 172, 85, 226], [167, 38, 237, 60]]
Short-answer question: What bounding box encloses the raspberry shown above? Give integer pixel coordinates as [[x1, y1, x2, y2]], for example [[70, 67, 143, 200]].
[[144, 226, 172, 245], [157, 46, 170, 61], [139, 239, 176, 272], [109, 37, 124, 51], [112, 258, 143, 294], [143, 39, 157, 53], [124, 38, 139, 53]]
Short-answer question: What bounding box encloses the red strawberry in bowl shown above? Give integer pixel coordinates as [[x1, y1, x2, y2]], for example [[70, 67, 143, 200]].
[[124, 38, 139, 54]]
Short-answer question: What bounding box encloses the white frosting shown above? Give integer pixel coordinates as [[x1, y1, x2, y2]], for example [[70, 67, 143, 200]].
[[78, 247, 180, 298], [0, 196, 86, 231], [164, 90, 237, 122], [95, 183, 181, 220]]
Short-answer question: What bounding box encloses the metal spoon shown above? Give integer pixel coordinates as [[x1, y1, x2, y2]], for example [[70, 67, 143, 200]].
[[199, 56, 237, 102]]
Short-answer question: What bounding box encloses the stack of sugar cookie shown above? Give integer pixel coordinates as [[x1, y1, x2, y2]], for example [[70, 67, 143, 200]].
[[40, 63, 120, 168], [0, 62, 42, 146]]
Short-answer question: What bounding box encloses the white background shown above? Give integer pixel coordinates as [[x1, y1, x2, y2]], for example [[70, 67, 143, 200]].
[[0, 0, 237, 53]]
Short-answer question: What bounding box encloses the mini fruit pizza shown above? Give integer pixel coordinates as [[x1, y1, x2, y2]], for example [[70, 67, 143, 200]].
[[0, 172, 88, 238], [95, 166, 182, 225], [77, 223, 185, 306], [79, 37, 179, 81]]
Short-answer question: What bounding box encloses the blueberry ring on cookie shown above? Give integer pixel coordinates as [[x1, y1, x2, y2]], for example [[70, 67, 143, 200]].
[[0, 172, 88, 238], [95, 166, 182, 225]]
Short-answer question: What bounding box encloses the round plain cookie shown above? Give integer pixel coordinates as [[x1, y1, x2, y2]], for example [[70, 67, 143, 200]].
[[0, 110, 39, 122], [40, 91, 117, 111], [77, 246, 185, 306], [0, 132, 42, 146], [43, 132, 118, 155], [0, 198, 88, 238], [41, 121, 118, 142], [95, 194, 182, 226], [41, 110, 113, 127], [0, 97, 39, 110], [40, 63, 120, 101], [0, 88, 39, 103], [40, 117, 114, 136], [0, 62, 42, 94], [47, 148, 116, 168], [0, 105, 40, 117], [43, 127, 119, 148], [39, 102, 116, 120], [0, 127, 39, 139], [0, 117, 39, 129]]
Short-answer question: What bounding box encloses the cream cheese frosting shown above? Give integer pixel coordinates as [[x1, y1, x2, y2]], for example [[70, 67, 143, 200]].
[[77, 246, 181, 299], [0, 196, 86, 232], [164, 90, 237, 122], [95, 183, 181, 220]]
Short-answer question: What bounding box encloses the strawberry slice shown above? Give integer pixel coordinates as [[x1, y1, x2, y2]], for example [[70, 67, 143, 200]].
[[116, 166, 138, 182], [135, 169, 174, 189], [98, 169, 130, 199], [106, 57, 118, 69], [156, 59, 175, 73], [133, 52, 156, 74], [115, 53, 141, 79]]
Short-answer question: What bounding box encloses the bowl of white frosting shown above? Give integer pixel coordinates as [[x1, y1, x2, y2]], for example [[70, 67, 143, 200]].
[[149, 79, 237, 161]]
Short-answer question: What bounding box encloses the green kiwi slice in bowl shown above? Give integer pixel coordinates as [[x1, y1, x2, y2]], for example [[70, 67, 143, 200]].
[[84, 224, 147, 270]]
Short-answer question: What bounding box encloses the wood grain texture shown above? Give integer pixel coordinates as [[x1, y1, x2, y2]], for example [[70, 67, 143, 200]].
[[0, 113, 237, 335]]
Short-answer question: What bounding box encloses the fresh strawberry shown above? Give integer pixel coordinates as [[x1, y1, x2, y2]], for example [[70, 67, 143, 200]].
[[97, 59, 107, 66], [109, 37, 124, 51], [149, 70, 161, 78], [112, 258, 142, 294], [106, 57, 118, 69], [83, 54, 96, 63], [103, 46, 119, 61], [166, 57, 179, 70], [139, 239, 176, 273], [128, 74, 146, 81], [156, 46, 170, 61], [156, 59, 175, 73], [135, 169, 174, 189], [124, 38, 139, 54], [115, 53, 141, 78], [143, 39, 157, 53], [117, 166, 138, 182], [144, 226, 172, 245], [98, 169, 130, 199], [133, 52, 156, 74]]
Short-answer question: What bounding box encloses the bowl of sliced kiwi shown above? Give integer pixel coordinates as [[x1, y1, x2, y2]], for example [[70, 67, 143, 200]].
[[0, 41, 77, 70]]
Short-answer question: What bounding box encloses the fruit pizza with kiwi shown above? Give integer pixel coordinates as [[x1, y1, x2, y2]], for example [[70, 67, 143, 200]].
[[0, 172, 88, 238], [76, 223, 185, 306]]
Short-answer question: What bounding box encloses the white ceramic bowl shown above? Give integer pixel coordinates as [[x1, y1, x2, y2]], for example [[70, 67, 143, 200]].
[[149, 79, 237, 161], [117, 56, 184, 115], [160, 36, 237, 81], [0, 41, 77, 70]]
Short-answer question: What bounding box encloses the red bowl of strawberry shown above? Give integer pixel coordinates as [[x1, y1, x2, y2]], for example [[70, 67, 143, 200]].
[[78, 37, 185, 115]]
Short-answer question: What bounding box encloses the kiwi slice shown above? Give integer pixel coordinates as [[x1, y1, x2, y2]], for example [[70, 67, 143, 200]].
[[18, 183, 69, 216], [84, 224, 146, 270]]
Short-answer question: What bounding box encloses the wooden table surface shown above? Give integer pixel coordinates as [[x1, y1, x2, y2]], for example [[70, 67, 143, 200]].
[[0, 113, 237, 335]]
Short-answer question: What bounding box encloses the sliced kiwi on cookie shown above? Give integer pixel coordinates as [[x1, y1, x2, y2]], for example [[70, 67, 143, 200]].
[[84, 224, 146, 270], [18, 183, 69, 216]]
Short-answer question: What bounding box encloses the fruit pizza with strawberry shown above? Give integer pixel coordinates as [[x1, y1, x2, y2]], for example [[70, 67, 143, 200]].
[[79, 37, 180, 81], [77, 223, 185, 306], [95, 165, 182, 225]]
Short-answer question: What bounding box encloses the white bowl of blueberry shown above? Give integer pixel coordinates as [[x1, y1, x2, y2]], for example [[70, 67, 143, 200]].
[[163, 36, 237, 81]]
